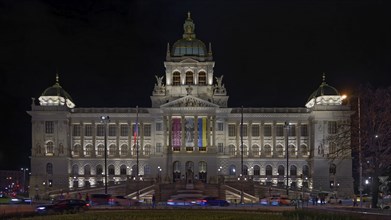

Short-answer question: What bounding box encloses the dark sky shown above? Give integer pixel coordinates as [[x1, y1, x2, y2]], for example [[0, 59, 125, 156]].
[[1, 0, 390, 170]]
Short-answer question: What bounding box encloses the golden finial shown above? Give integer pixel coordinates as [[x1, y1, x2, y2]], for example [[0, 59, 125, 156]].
[[322, 73, 326, 83], [56, 73, 59, 83]]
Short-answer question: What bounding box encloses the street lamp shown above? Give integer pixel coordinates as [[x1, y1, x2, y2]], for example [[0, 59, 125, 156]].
[[100, 116, 110, 194], [285, 122, 290, 196], [21, 168, 29, 193], [240, 106, 244, 204]]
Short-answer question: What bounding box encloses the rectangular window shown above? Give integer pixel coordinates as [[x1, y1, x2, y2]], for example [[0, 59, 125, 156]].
[[156, 143, 162, 153], [73, 125, 81, 136], [144, 124, 151, 137], [228, 124, 236, 137], [288, 125, 296, 136], [328, 121, 337, 134], [217, 122, 224, 131], [301, 124, 308, 136], [156, 122, 162, 131], [218, 143, 224, 153], [120, 124, 129, 136], [108, 124, 117, 136], [263, 125, 272, 136], [85, 124, 92, 137], [276, 125, 284, 136], [45, 121, 54, 134], [96, 125, 105, 136], [240, 124, 248, 137], [252, 124, 260, 137]]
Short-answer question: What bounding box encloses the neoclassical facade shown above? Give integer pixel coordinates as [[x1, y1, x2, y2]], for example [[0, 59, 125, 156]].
[[28, 13, 353, 198]]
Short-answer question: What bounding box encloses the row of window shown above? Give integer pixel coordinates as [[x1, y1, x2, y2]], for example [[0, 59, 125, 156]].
[[71, 144, 159, 157], [219, 144, 309, 156], [45, 121, 341, 136], [72, 124, 153, 137], [172, 71, 207, 85]]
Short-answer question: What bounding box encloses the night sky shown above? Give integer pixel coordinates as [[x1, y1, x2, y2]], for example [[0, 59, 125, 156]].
[[1, 0, 390, 170]]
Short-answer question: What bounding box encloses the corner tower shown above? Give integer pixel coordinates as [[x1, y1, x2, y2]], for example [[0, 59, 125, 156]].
[[151, 12, 228, 107]]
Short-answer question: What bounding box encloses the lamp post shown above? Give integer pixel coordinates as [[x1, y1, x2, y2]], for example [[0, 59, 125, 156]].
[[240, 106, 244, 204], [357, 97, 363, 208], [21, 168, 28, 193], [285, 122, 289, 196], [101, 116, 110, 194]]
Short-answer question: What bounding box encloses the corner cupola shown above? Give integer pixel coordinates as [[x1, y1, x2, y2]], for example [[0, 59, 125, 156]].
[[38, 74, 75, 108], [305, 73, 345, 108]]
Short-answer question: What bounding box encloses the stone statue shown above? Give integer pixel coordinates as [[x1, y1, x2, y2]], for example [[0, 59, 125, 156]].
[[155, 75, 164, 87], [215, 75, 224, 88]]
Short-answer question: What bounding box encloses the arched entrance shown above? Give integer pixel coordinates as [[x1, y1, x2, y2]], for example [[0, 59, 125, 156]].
[[198, 161, 207, 183], [173, 161, 181, 182]]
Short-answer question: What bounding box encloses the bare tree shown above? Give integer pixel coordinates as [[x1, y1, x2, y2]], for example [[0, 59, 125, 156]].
[[326, 84, 391, 208]]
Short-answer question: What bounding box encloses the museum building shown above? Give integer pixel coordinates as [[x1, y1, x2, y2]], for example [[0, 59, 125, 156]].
[[28, 13, 353, 199]]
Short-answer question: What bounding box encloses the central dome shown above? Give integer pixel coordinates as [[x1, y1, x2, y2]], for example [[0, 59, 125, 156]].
[[171, 12, 207, 57]]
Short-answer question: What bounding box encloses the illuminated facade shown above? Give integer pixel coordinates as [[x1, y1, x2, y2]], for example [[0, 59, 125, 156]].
[[28, 13, 353, 198]]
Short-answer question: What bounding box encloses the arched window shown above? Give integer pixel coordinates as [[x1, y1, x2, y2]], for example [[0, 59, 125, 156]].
[[242, 145, 248, 156], [185, 71, 193, 85], [243, 165, 248, 176], [229, 145, 236, 156], [300, 145, 308, 156], [73, 144, 81, 156], [302, 165, 309, 177], [173, 161, 181, 173], [46, 163, 53, 175], [276, 145, 283, 157], [109, 144, 116, 156], [290, 165, 297, 176], [85, 144, 93, 157], [120, 165, 127, 175], [278, 165, 285, 176], [108, 165, 115, 175], [97, 144, 104, 156], [120, 144, 128, 156], [264, 145, 272, 156], [198, 71, 206, 85], [72, 164, 79, 176], [253, 165, 260, 176], [329, 163, 336, 175], [173, 72, 180, 85], [144, 144, 151, 156], [288, 145, 296, 156], [84, 165, 91, 176], [96, 165, 103, 175], [229, 165, 236, 176], [46, 141, 54, 155], [252, 145, 259, 156], [265, 165, 273, 176]]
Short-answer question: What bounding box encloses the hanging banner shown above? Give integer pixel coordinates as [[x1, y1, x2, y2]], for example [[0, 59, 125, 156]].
[[172, 118, 181, 147], [185, 118, 195, 147], [198, 117, 207, 147]]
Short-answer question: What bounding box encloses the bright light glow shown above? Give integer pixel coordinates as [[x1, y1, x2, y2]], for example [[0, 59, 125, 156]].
[[341, 94, 347, 100]]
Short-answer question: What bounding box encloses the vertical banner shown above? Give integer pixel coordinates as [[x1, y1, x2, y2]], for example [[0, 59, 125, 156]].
[[198, 117, 207, 147], [185, 118, 194, 147], [172, 118, 181, 147]]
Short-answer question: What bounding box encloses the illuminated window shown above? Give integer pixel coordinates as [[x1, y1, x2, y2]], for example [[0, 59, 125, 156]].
[[276, 145, 283, 157], [120, 144, 128, 156], [97, 144, 104, 156], [276, 125, 284, 136], [185, 71, 193, 85], [198, 72, 206, 85], [144, 144, 151, 156], [46, 141, 54, 155], [252, 145, 259, 156], [85, 144, 93, 157], [96, 125, 105, 136], [301, 124, 308, 136], [173, 72, 180, 85]]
